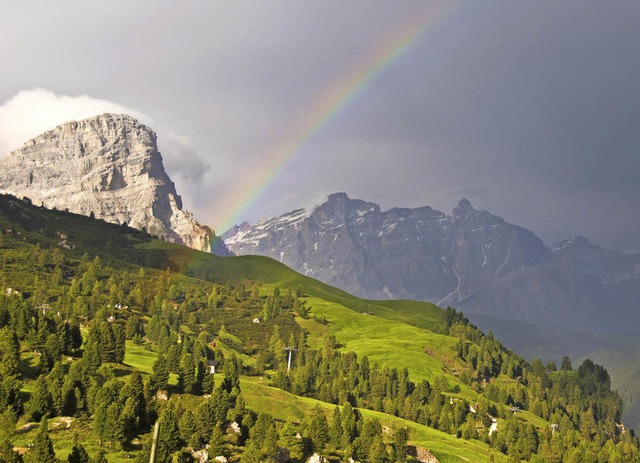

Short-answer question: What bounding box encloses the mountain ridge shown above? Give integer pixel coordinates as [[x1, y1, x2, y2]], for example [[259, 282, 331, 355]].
[[223, 192, 640, 332]]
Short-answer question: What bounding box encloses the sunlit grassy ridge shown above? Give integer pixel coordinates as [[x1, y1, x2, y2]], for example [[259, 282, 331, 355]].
[[303, 297, 460, 385], [240, 378, 508, 463]]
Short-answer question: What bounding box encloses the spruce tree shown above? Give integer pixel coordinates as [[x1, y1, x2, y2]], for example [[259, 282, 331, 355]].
[[149, 354, 169, 393], [178, 410, 197, 445], [25, 419, 57, 463], [178, 353, 196, 394], [209, 422, 226, 458], [329, 406, 343, 448], [93, 450, 108, 463], [369, 434, 389, 463], [242, 413, 277, 463], [113, 324, 126, 364], [157, 407, 181, 462], [392, 427, 409, 463], [201, 358, 215, 394], [0, 407, 17, 441], [28, 375, 53, 422], [126, 371, 146, 430], [309, 405, 329, 453], [67, 434, 90, 463], [0, 438, 22, 463], [224, 355, 240, 393]]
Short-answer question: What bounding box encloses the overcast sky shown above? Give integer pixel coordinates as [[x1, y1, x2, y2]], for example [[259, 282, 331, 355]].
[[1, 1, 639, 251]]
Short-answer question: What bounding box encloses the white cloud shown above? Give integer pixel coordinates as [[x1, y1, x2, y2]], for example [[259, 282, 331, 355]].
[[0, 88, 151, 156]]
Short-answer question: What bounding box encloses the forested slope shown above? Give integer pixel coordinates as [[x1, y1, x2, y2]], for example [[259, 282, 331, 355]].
[[0, 194, 636, 463]]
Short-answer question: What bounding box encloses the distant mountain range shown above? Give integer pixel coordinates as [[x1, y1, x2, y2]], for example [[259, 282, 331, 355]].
[[223, 192, 640, 332], [0, 114, 230, 255]]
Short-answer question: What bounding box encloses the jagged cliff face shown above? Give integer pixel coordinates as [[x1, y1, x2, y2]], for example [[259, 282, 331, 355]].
[[224, 193, 640, 331], [0, 114, 229, 254]]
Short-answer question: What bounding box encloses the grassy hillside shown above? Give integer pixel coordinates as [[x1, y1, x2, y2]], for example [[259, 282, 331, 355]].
[[0, 194, 637, 463]]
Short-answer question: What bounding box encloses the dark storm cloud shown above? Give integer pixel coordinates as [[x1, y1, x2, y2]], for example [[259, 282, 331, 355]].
[[1, 1, 639, 250]]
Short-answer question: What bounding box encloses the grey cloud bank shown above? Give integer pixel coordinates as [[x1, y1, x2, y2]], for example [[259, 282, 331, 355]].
[[1, 1, 639, 251]]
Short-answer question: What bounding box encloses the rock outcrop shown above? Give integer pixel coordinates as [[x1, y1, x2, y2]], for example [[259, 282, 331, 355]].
[[223, 193, 640, 331], [0, 114, 229, 254]]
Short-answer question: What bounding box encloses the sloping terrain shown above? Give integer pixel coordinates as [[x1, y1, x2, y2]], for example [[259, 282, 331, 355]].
[[224, 193, 640, 333], [0, 194, 636, 463]]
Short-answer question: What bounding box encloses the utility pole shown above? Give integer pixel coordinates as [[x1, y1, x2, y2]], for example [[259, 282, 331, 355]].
[[284, 346, 297, 373], [149, 421, 160, 463]]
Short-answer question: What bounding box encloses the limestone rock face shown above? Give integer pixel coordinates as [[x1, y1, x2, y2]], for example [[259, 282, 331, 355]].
[[0, 113, 229, 254], [223, 193, 640, 331]]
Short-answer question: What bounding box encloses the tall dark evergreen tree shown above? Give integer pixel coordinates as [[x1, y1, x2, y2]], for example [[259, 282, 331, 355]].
[[149, 354, 170, 393], [393, 427, 409, 463], [67, 434, 90, 463], [178, 353, 196, 394], [28, 375, 53, 422], [157, 407, 181, 462], [308, 405, 329, 453], [25, 419, 57, 463], [0, 438, 22, 463]]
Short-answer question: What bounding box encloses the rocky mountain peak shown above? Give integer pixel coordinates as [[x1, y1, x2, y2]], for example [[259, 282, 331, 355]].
[[327, 192, 350, 202], [457, 198, 474, 209], [0, 113, 229, 255], [222, 192, 640, 331], [452, 197, 477, 219]]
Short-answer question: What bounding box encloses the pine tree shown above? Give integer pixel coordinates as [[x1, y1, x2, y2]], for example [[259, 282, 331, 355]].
[[157, 407, 181, 462], [67, 434, 90, 463], [28, 375, 53, 422], [113, 324, 126, 363], [369, 434, 389, 463], [0, 438, 22, 463], [178, 410, 197, 445], [309, 405, 329, 453], [149, 354, 170, 393], [201, 358, 215, 394], [178, 353, 196, 394], [329, 406, 344, 448], [25, 419, 57, 463], [93, 450, 108, 463], [393, 427, 409, 463], [0, 407, 17, 441], [209, 422, 226, 458]]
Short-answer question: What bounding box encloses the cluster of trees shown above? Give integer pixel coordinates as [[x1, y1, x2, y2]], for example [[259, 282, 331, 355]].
[[136, 391, 409, 463], [147, 337, 216, 396], [0, 195, 639, 462]]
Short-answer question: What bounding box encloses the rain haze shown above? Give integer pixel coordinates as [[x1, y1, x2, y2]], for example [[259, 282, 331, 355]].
[[1, 1, 639, 251]]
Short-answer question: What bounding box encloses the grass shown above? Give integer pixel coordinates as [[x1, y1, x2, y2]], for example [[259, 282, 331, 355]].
[[302, 296, 472, 393], [0, 195, 548, 459], [11, 417, 141, 463], [240, 377, 509, 463], [123, 341, 158, 375]]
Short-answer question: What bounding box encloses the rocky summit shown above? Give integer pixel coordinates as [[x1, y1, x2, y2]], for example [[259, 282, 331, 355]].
[[223, 192, 640, 332], [0, 113, 229, 254]]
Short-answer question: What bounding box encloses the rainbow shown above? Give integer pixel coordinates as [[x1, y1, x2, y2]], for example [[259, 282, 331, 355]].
[[215, 2, 459, 232]]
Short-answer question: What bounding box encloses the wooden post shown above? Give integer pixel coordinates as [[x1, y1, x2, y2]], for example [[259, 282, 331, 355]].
[[149, 421, 160, 463]]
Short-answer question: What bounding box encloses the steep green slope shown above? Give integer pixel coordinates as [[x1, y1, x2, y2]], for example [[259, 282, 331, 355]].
[[0, 194, 637, 463]]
